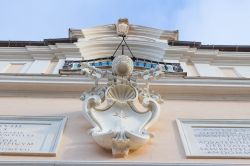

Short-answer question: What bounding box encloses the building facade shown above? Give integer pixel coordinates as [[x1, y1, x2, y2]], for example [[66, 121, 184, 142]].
[[0, 19, 250, 165]]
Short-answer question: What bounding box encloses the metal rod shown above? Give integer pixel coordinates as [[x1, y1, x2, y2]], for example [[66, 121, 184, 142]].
[[111, 37, 125, 58], [122, 44, 125, 55], [123, 38, 134, 58]]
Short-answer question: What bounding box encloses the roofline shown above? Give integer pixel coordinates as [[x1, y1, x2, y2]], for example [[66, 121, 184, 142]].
[[1, 38, 250, 52], [0, 38, 77, 47], [168, 40, 250, 52]]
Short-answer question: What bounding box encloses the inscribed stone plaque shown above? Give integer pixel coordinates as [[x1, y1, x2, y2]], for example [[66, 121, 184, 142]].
[[0, 116, 66, 156], [177, 119, 250, 158]]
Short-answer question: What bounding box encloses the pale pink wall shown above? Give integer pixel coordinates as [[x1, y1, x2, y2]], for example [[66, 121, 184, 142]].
[[0, 97, 250, 164]]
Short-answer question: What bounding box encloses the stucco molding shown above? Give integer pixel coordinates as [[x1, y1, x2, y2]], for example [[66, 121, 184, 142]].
[[70, 24, 178, 41], [0, 43, 80, 61], [0, 75, 250, 100], [1, 74, 250, 87], [0, 161, 248, 166], [166, 46, 250, 65]]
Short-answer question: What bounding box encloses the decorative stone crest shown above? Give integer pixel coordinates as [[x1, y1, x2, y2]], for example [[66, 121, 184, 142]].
[[80, 60, 164, 157], [80, 18, 164, 157]]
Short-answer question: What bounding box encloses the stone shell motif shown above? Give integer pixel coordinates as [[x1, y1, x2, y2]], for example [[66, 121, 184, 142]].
[[106, 84, 137, 103]]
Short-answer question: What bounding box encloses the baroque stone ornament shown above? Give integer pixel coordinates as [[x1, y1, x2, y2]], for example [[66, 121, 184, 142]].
[[80, 58, 164, 157], [80, 19, 164, 157], [116, 18, 129, 37]]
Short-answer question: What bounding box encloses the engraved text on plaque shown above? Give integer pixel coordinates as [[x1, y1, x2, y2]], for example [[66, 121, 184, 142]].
[[0, 116, 66, 156], [177, 119, 250, 158]]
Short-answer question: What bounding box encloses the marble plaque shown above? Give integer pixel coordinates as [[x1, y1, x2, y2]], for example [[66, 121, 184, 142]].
[[177, 119, 250, 158], [0, 116, 66, 156]]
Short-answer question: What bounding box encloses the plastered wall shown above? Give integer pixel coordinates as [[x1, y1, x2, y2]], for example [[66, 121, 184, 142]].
[[0, 97, 250, 164]]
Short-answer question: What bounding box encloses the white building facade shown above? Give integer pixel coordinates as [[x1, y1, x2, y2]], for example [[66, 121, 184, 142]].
[[0, 20, 250, 165]]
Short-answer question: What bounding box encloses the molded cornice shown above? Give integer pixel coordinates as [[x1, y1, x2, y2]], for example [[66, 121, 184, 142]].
[[165, 46, 250, 65], [0, 74, 250, 100], [0, 43, 80, 60]]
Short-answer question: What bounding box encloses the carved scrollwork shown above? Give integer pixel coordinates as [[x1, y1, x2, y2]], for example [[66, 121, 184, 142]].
[[82, 83, 160, 157]]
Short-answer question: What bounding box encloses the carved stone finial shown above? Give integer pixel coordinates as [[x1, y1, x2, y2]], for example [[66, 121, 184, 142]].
[[112, 55, 134, 77]]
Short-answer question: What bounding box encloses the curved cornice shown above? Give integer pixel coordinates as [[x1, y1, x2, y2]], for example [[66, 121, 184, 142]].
[[70, 24, 178, 61], [76, 37, 167, 61], [70, 24, 178, 41]]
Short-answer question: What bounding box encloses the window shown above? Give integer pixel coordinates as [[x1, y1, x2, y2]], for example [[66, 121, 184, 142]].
[[220, 67, 239, 77], [5, 63, 25, 73], [45, 61, 58, 74], [186, 63, 199, 76]]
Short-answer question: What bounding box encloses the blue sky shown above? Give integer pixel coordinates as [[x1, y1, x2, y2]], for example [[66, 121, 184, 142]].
[[0, 0, 250, 44]]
